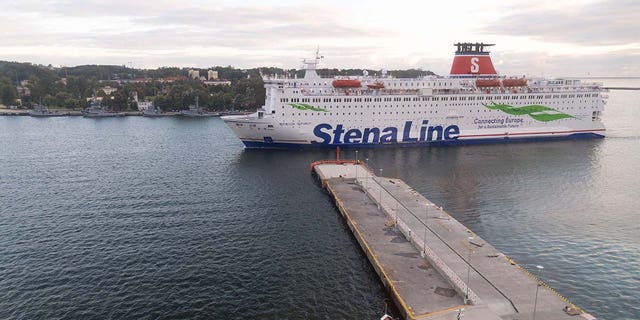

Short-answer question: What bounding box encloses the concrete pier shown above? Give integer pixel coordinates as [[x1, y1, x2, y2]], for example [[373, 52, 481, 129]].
[[313, 162, 595, 320]]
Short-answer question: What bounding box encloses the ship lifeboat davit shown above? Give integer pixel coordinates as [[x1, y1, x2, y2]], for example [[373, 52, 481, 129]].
[[332, 79, 362, 88], [502, 79, 528, 87], [475, 79, 501, 87], [367, 81, 385, 89]]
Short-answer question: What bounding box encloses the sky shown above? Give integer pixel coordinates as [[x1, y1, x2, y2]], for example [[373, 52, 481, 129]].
[[1, 0, 638, 77]]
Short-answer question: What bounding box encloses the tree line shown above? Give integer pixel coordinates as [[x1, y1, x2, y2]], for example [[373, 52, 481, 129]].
[[0, 61, 435, 111]]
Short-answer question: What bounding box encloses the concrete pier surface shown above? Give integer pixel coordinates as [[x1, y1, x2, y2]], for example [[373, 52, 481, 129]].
[[313, 161, 595, 320]]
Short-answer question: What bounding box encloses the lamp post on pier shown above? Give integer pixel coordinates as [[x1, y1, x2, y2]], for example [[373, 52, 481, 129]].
[[365, 158, 369, 191], [423, 225, 427, 254], [465, 236, 474, 304], [378, 168, 383, 209], [533, 265, 544, 320], [355, 150, 358, 184]]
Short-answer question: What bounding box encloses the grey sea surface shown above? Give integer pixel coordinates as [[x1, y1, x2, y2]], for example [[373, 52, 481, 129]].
[[1, 78, 638, 319]]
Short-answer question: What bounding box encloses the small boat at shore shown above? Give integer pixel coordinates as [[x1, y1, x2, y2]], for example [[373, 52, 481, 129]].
[[180, 96, 218, 117], [29, 104, 68, 117], [82, 99, 125, 117], [142, 103, 167, 117]]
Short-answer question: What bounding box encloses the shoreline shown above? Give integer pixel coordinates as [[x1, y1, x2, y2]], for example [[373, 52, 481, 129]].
[[0, 109, 238, 117]]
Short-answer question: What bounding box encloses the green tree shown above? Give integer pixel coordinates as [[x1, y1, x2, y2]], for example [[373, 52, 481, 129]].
[[0, 76, 17, 105], [233, 78, 264, 109], [103, 91, 129, 111]]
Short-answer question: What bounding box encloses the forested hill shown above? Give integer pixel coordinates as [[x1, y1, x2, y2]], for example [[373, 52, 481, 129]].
[[0, 60, 436, 111]]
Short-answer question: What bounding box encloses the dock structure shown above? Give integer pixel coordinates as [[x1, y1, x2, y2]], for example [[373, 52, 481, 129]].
[[312, 161, 595, 320]]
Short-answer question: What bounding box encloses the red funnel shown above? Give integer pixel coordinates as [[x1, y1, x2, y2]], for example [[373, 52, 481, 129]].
[[449, 43, 497, 76]]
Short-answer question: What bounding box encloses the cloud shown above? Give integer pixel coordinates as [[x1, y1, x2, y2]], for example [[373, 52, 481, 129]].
[[0, 0, 638, 76], [488, 49, 640, 77], [0, 2, 391, 64], [483, 0, 640, 46], [3, 0, 177, 18]]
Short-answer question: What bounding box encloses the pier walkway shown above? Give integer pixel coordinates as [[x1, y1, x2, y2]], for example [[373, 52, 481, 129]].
[[313, 162, 595, 320]]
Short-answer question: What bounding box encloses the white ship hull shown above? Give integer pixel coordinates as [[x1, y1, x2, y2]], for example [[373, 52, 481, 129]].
[[223, 112, 604, 149]]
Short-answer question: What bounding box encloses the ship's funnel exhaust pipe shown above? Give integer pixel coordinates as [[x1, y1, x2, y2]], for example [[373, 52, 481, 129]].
[[449, 42, 497, 76]]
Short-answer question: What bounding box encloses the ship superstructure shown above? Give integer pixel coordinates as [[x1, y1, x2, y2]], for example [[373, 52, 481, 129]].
[[222, 43, 605, 148]]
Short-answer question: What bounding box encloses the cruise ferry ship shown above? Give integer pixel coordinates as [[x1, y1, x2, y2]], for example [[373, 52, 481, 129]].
[[222, 43, 606, 148]]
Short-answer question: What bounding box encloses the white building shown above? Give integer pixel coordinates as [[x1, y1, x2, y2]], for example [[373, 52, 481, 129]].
[[137, 101, 153, 111], [188, 69, 200, 79], [208, 70, 218, 80]]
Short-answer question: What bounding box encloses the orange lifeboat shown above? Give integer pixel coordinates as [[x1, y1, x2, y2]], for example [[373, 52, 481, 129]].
[[332, 79, 362, 88], [367, 81, 385, 89], [502, 78, 527, 87], [475, 79, 501, 87]]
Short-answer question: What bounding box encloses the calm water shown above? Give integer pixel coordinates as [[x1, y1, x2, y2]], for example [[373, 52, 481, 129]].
[[1, 79, 638, 319]]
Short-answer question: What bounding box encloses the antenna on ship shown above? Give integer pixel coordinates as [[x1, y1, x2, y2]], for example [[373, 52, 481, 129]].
[[454, 42, 494, 54]]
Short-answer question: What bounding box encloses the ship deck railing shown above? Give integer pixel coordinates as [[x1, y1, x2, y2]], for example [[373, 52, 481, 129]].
[[292, 86, 604, 98]]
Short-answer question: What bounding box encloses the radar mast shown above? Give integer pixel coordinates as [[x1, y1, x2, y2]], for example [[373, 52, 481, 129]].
[[303, 47, 323, 79]]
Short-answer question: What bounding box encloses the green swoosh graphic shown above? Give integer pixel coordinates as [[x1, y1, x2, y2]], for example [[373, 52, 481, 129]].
[[482, 102, 575, 122], [288, 103, 328, 112], [288, 103, 307, 110], [299, 103, 328, 112]]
